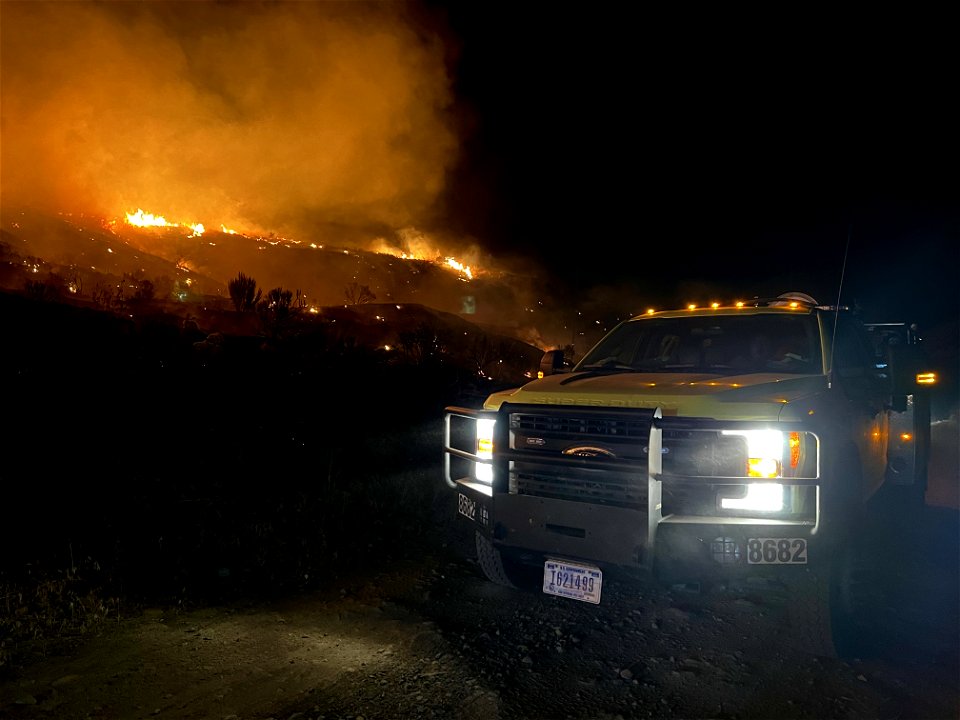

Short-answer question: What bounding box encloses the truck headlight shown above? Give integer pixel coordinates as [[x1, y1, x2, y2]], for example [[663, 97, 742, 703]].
[[719, 482, 784, 512], [719, 429, 785, 511], [474, 418, 495, 483]]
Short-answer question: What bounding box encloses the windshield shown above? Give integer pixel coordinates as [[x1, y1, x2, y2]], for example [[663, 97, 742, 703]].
[[575, 314, 822, 375]]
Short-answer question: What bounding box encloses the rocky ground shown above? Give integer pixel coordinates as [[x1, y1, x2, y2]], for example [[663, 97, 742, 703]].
[[1, 474, 957, 720]]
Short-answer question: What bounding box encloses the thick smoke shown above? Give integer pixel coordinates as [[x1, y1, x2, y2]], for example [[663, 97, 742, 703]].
[[0, 1, 458, 240]]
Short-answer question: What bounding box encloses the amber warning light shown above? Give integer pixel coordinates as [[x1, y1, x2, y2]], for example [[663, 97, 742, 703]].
[[916, 372, 937, 385]]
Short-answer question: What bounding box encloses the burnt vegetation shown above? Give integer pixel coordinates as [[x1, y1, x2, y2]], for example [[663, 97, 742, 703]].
[[0, 248, 540, 672]]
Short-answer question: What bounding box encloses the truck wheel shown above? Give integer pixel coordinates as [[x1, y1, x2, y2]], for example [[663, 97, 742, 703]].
[[474, 531, 517, 589], [789, 450, 884, 659], [788, 533, 882, 660], [786, 566, 836, 658]]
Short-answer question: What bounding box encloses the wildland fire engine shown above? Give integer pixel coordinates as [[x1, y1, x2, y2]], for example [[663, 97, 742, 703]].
[[443, 292, 935, 658]]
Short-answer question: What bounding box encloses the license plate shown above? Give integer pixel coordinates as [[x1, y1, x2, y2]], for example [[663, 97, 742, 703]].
[[746, 537, 808, 564], [543, 559, 602, 604]]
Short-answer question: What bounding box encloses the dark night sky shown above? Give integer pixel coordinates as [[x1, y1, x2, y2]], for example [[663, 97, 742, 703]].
[[428, 4, 958, 330]]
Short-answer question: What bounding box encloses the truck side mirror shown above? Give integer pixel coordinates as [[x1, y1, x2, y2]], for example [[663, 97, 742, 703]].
[[538, 349, 568, 377], [887, 342, 936, 411], [888, 343, 924, 396]]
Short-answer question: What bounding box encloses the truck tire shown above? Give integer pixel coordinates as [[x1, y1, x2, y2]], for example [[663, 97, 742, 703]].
[[788, 530, 883, 660], [788, 450, 883, 659], [786, 566, 836, 658], [475, 531, 517, 589]]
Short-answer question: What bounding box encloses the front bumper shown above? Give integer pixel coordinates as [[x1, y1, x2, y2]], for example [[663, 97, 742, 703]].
[[455, 478, 818, 583], [446, 403, 822, 583]]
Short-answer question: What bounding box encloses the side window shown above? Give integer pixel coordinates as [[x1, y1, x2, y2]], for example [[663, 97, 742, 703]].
[[834, 317, 879, 396]]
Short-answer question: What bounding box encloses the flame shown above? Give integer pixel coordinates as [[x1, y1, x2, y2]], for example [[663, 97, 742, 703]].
[[445, 257, 473, 280], [126, 208, 174, 228], [370, 234, 478, 280], [125, 208, 204, 236], [121, 208, 479, 278]]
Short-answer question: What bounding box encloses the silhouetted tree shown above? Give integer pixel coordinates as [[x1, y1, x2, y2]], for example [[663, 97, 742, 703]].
[[344, 282, 376, 305], [122, 272, 155, 308], [229, 272, 261, 312], [294, 289, 308, 310], [66, 270, 82, 296], [398, 322, 449, 365], [257, 286, 298, 338], [134, 278, 155, 304], [468, 334, 495, 376], [92, 282, 114, 309], [24, 277, 62, 302]]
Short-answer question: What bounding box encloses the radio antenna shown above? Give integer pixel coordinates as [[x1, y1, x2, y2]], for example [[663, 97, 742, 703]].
[[828, 223, 852, 389]]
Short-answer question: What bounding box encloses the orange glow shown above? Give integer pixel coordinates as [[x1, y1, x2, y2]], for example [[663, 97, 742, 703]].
[[126, 206, 504, 264], [900, 432, 913, 442], [126, 208, 174, 228], [916, 372, 937, 385], [711, 302, 719, 309], [125, 208, 204, 236], [445, 257, 474, 279], [735, 301, 744, 308], [748, 457, 780, 478], [687, 304, 696, 310], [789, 432, 800, 468], [646, 308, 655, 315], [369, 235, 478, 280]]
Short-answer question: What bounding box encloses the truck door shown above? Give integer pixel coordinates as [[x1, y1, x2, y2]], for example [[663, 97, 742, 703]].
[[833, 315, 890, 499]]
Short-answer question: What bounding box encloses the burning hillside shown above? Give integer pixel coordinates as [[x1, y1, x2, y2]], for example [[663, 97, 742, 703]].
[[1, 203, 587, 349], [120, 208, 478, 282], [0, 1, 661, 355], [0, 199, 697, 359]]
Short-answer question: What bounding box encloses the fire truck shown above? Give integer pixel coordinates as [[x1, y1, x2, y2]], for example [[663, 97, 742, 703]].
[[443, 293, 935, 658]]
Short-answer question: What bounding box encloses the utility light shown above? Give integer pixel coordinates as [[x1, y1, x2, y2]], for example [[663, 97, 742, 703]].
[[474, 418, 495, 483], [721, 483, 785, 512], [719, 429, 787, 511]]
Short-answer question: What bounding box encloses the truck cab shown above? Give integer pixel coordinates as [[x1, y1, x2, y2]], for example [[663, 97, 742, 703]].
[[443, 293, 933, 657]]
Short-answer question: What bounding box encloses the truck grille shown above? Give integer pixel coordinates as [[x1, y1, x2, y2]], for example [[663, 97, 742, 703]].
[[508, 410, 652, 508], [511, 413, 650, 442], [513, 466, 648, 507], [505, 409, 746, 509]]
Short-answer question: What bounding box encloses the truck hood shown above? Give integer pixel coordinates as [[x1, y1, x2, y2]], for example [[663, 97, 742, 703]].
[[483, 371, 826, 421]]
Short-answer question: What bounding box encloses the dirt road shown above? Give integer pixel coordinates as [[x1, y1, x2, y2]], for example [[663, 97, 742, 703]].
[[2, 417, 957, 720], [2, 499, 957, 720]]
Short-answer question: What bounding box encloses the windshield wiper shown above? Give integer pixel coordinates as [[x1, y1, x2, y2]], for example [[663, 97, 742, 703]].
[[577, 361, 636, 371], [559, 361, 641, 385]]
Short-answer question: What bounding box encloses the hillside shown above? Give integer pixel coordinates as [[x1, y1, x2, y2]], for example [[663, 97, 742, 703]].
[[0, 204, 582, 351]]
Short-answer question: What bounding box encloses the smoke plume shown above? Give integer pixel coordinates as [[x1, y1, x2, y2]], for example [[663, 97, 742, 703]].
[[1, 0, 458, 240]]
